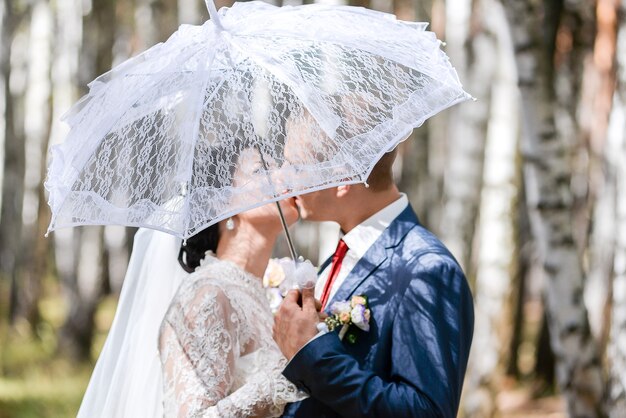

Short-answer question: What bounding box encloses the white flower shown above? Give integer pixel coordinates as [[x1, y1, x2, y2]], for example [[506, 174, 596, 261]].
[[263, 258, 288, 288], [266, 288, 283, 314], [351, 295, 367, 307], [350, 304, 370, 332], [294, 259, 317, 289]]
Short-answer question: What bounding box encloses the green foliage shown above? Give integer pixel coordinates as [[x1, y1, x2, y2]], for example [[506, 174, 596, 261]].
[[0, 319, 91, 417], [0, 284, 116, 418], [0, 372, 88, 418]]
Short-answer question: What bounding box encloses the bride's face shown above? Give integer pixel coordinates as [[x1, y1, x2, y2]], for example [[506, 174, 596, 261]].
[[232, 148, 299, 230]]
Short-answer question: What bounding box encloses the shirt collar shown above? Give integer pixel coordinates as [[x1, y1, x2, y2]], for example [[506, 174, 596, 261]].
[[341, 193, 408, 259]]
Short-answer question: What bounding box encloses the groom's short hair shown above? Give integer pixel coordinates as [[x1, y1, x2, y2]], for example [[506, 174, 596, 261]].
[[366, 148, 397, 191]]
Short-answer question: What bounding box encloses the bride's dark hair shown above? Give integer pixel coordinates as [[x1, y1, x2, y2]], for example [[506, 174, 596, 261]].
[[178, 224, 220, 273], [177, 137, 233, 273]]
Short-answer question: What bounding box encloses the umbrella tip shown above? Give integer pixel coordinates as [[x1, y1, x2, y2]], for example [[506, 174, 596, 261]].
[[204, 0, 225, 32], [363, 181, 370, 188]]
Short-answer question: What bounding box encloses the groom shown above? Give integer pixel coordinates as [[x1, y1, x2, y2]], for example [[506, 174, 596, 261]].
[[273, 149, 474, 417]]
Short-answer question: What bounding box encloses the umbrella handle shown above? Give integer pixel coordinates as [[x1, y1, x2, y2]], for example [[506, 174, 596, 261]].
[[205, 0, 225, 31], [274, 201, 300, 263], [255, 147, 299, 263]]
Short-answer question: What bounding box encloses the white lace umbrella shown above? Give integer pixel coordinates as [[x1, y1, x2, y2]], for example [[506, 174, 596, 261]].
[[45, 0, 471, 243]]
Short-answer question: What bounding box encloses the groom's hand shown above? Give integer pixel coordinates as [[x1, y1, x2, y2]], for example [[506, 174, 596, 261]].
[[273, 287, 320, 360]]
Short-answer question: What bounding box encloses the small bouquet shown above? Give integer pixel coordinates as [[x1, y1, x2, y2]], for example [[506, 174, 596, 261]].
[[263, 257, 317, 314], [324, 295, 371, 343]]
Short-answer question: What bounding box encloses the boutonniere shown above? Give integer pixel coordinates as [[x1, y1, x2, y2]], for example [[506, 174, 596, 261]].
[[324, 295, 371, 343]]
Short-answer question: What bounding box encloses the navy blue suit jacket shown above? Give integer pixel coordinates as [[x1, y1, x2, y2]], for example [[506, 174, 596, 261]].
[[281, 205, 474, 418]]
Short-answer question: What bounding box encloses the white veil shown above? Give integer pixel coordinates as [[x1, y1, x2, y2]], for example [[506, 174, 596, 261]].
[[77, 228, 187, 418]]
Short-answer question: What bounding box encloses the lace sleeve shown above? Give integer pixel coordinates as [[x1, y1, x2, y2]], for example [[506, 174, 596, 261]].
[[206, 351, 307, 418], [159, 283, 239, 418]]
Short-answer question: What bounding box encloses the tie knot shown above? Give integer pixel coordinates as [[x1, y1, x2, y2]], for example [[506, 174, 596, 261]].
[[333, 239, 349, 260]]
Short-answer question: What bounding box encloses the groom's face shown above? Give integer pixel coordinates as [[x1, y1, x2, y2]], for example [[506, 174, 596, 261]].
[[284, 111, 340, 222], [294, 187, 337, 222]]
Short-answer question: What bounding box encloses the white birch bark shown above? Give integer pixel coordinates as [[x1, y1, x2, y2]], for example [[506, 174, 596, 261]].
[[16, 0, 53, 324], [461, 1, 519, 416], [606, 76, 626, 418], [0, 0, 23, 285], [439, 0, 490, 271], [135, 0, 160, 51], [421, 0, 447, 235], [606, 2, 626, 413], [501, 0, 605, 414], [2, 2, 33, 323], [394, 0, 431, 224], [135, 0, 178, 51], [586, 154, 615, 345], [50, 0, 81, 291], [23, 2, 51, 229], [584, 0, 619, 346], [585, 156, 616, 345], [51, 0, 104, 359], [178, 0, 202, 25]]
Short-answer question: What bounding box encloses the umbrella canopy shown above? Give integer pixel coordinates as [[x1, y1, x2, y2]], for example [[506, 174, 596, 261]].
[[45, 0, 471, 239]]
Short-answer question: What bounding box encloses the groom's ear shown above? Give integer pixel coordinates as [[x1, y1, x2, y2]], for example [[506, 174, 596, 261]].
[[336, 185, 350, 197]]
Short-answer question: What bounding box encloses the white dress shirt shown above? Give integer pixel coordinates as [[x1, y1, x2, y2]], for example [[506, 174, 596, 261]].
[[315, 193, 409, 304]]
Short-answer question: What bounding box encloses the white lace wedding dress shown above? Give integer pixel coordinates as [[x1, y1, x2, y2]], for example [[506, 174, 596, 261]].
[[158, 253, 305, 418]]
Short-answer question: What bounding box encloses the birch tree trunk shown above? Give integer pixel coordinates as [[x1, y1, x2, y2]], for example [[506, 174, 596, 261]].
[[135, 0, 161, 51], [51, 0, 85, 358], [554, 1, 597, 258], [51, 0, 110, 360], [178, 0, 202, 24], [62, 0, 119, 360], [0, 0, 7, 225], [0, 0, 24, 323], [438, 0, 490, 272], [461, 1, 519, 415], [58, 226, 107, 359], [135, 0, 178, 51], [605, 83, 626, 418], [12, 0, 53, 327], [606, 116, 626, 416], [606, 2, 626, 413], [584, 0, 619, 346], [419, 0, 446, 236], [395, 0, 431, 223], [501, 0, 605, 414]]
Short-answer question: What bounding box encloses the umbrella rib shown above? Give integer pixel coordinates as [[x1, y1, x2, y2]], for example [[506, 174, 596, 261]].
[[224, 37, 341, 141], [49, 44, 209, 233], [237, 33, 467, 95], [181, 45, 224, 238]]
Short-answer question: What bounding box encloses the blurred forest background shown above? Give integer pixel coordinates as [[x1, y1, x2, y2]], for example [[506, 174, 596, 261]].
[[1, 0, 625, 417]]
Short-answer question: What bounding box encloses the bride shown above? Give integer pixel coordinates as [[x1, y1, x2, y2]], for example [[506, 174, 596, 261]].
[[77, 149, 306, 417], [159, 196, 305, 417]]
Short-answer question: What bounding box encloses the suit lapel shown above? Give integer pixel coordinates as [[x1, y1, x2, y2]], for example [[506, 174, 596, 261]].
[[317, 254, 333, 275], [325, 205, 420, 310]]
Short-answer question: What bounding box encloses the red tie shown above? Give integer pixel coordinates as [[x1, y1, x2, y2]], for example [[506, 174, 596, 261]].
[[320, 239, 349, 310]]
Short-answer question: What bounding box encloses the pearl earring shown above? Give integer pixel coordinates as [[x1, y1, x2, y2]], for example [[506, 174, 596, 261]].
[[226, 217, 235, 230]]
